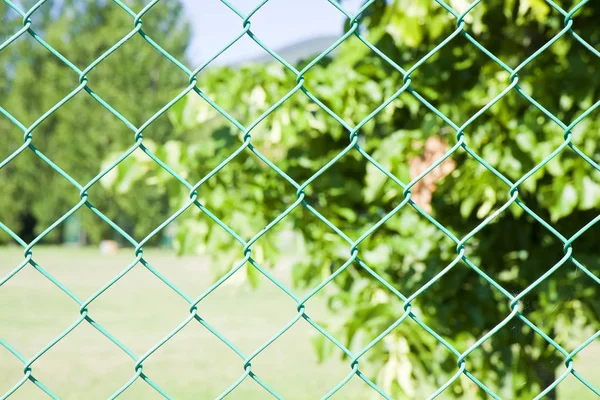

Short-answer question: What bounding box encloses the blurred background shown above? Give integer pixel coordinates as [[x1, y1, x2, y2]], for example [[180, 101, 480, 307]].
[[1, 0, 599, 399]]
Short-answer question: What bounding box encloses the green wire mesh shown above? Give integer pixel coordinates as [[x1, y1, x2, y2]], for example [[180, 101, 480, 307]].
[[1, 0, 599, 399]]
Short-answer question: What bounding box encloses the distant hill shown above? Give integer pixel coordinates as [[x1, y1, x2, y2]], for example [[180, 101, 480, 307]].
[[232, 35, 340, 66]]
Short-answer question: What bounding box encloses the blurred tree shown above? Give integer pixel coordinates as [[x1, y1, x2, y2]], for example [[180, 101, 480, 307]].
[[107, 0, 600, 398], [0, 0, 190, 244]]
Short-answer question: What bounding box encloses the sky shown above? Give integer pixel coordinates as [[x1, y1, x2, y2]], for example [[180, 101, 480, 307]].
[[181, 0, 363, 66]]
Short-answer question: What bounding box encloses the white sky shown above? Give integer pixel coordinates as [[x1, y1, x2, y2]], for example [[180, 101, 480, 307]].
[[181, 0, 363, 66]]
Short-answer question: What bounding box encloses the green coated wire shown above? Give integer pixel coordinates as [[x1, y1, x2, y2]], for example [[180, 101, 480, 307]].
[[1, 0, 599, 399]]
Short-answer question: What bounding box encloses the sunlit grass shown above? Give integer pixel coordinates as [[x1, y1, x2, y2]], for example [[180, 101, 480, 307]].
[[0, 246, 597, 399]]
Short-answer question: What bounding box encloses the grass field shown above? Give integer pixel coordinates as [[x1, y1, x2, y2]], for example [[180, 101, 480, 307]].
[[0, 246, 598, 399]]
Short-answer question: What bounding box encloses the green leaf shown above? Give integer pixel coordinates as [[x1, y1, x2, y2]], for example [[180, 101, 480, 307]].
[[515, 131, 536, 153], [520, 0, 550, 19], [550, 183, 578, 221], [246, 263, 260, 288], [332, 207, 357, 223], [476, 200, 494, 219], [311, 331, 336, 363], [580, 176, 600, 210], [460, 196, 477, 218], [386, 15, 423, 48]]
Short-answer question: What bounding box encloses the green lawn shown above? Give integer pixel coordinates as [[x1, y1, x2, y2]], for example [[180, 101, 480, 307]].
[[0, 247, 371, 400], [0, 247, 598, 399]]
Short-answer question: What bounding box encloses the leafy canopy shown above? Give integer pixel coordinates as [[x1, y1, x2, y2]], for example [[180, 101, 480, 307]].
[[106, 0, 600, 398], [0, 0, 190, 244]]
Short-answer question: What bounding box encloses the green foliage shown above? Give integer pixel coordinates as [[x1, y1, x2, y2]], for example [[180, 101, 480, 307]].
[[0, 0, 190, 244], [105, 0, 600, 398]]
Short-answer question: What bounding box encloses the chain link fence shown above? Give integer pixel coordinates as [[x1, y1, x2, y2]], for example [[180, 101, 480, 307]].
[[1, 0, 599, 399]]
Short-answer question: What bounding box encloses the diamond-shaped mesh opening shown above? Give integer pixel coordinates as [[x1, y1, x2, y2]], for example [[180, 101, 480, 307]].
[[82, 34, 190, 128], [184, 0, 245, 67], [406, 37, 509, 119], [138, 320, 244, 399], [0, 148, 81, 244], [244, 320, 367, 399], [522, 270, 600, 343], [254, 206, 352, 293], [407, 261, 509, 348], [513, 35, 600, 121], [238, 0, 343, 65], [195, 263, 298, 351], [85, 260, 192, 355], [13, 89, 133, 184], [86, 152, 182, 243], [196, 60, 299, 128], [300, 39, 407, 127], [0, 36, 80, 126], [35, 1, 133, 65], [193, 152, 294, 238]]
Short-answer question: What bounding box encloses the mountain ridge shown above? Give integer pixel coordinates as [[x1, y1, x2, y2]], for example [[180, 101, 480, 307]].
[[231, 34, 340, 66]]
